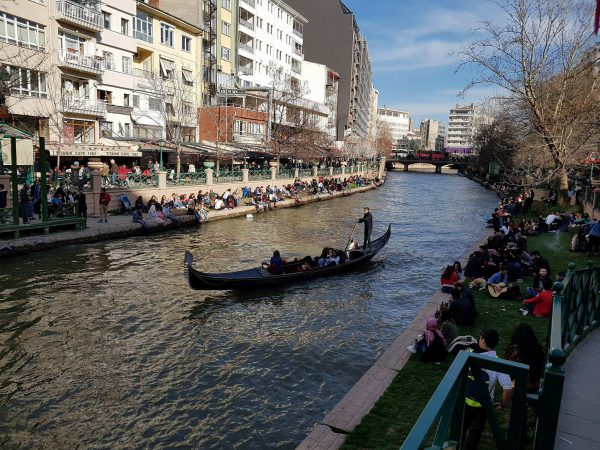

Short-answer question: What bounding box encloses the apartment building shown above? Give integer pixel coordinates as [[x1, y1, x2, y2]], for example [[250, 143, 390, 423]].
[[302, 61, 339, 142], [368, 87, 379, 140], [447, 103, 479, 151], [419, 119, 445, 151], [97, 0, 137, 140], [132, 0, 203, 142], [285, 0, 374, 142], [377, 108, 410, 145]]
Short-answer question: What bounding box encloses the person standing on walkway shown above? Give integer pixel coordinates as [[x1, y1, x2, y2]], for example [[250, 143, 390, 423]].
[[98, 188, 111, 223], [358, 207, 373, 249], [77, 189, 88, 227], [20, 184, 31, 224]]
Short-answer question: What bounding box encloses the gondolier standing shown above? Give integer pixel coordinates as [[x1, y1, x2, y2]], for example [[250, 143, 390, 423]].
[[358, 207, 373, 249]]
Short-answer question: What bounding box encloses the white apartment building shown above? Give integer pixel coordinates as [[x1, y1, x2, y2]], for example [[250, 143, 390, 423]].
[[447, 103, 479, 151], [368, 87, 379, 140], [236, 0, 308, 89], [97, 0, 137, 139], [302, 61, 339, 141], [377, 107, 410, 144]]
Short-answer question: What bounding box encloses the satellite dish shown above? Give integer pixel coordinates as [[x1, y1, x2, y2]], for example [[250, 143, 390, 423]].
[[64, 81, 74, 92]]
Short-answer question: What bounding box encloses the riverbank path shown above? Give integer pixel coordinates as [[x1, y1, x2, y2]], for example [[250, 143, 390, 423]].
[[554, 327, 600, 449]]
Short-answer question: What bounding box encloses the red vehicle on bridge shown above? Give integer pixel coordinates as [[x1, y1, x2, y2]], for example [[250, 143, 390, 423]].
[[415, 151, 447, 161]]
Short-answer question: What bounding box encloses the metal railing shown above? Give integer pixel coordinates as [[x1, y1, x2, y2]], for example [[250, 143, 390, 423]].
[[167, 172, 207, 186], [52, 173, 92, 191], [238, 65, 253, 75], [333, 167, 343, 175], [278, 169, 294, 179], [402, 351, 530, 450], [248, 169, 270, 181], [58, 50, 105, 74], [102, 173, 158, 188], [298, 169, 313, 178], [214, 170, 243, 183], [293, 47, 303, 57], [317, 168, 329, 176], [239, 18, 255, 31], [62, 95, 106, 117], [238, 42, 254, 53], [291, 63, 302, 74], [55, 0, 103, 31], [293, 28, 303, 38]]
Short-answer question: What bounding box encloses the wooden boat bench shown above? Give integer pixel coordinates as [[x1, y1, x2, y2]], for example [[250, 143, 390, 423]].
[[0, 216, 86, 239]]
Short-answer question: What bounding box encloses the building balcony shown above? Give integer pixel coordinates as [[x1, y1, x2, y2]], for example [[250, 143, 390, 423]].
[[240, 0, 256, 8], [239, 18, 255, 32], [238, 65, 253, 76], [55, 0, 103, 32], [293, 28, 303, 39], [238, 41, 254, 55], [293, 47, 303, 57], [57, 50, 104, 75], [291, 64, 301, 74], [63, 96, 106, 117]]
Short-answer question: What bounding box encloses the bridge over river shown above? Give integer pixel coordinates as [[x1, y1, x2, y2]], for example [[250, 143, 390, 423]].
[[387, 157, 471, 173]]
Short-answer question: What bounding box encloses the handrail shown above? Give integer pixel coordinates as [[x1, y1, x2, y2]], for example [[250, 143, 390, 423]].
[[402, 351, 530, 450]]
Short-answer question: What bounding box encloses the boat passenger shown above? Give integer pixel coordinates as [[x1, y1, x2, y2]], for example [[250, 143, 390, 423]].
[[269, 250, 285, 275]]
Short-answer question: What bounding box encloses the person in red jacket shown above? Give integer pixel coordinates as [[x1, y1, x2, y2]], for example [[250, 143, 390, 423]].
[[521, 278, 553, 317], [99, 188, 111, 223]]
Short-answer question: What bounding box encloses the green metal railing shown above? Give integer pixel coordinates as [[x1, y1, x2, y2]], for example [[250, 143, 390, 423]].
[[298, 168, 313, 178], [167, 172, 207, 186], [215, 170, 243, 183], [248, 169, 270, 181], [278, 168, 294, 179], [333, 167, 343, 175], [402, 352, 529, 450], [403, 262, 600, 450], [125, 173, 159, 188], [317, 167, 329, 176]]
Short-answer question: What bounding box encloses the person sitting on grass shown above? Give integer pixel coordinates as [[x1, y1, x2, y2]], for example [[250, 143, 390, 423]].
[[407, 318, 447, 363], [521, 278, 553, 317], [449, 288, 477, 327], [439, 308, 458, 349]]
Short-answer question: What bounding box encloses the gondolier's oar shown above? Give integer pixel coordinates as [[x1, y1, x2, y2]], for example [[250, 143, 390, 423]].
[[345, 219, 359, 251]]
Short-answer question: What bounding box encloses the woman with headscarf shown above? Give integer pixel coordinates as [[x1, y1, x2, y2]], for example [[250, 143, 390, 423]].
[[147, 204, 164, 225], [408, 318, 447, 363]]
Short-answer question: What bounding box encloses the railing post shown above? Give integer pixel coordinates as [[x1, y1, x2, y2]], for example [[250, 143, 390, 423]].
[[294, 167, 299, 179], [39, 137, 48, 222], [534, 349, 566, 450], [242, 168, 249, 183], [341, 161, 347, 177], [205, 168, 214, 186], [90, 170, 102, 217], [312, 166, 318, 178], [270, 167, 277, 182], [157, 171, 167, 190], [10, 137, 19, 225], [329, 166, 334, 176]]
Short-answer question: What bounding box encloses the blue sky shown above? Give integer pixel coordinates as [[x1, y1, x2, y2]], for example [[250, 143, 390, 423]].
[[342, 0, 502, 128]]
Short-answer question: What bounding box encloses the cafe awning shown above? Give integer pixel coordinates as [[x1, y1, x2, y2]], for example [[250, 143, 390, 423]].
[[46, 143, 142, 158]]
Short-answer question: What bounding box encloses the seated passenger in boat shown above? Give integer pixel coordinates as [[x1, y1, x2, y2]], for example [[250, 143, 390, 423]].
[[269, 250, 285, 275]]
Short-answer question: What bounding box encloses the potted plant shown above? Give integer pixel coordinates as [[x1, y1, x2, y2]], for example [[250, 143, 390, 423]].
[[203, 161, 215, 169]]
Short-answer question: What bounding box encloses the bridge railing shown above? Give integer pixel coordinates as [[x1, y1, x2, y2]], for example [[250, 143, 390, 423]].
[[401, 261, 600, 450]]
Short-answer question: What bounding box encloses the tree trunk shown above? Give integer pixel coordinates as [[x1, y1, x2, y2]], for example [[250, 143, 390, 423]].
[[176, 148, 181, 176], [556, 167, 569, 206]]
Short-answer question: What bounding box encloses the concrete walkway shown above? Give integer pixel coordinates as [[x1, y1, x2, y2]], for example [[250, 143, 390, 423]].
[[0, 185, 377, 258], [555, 328, 600, 450]]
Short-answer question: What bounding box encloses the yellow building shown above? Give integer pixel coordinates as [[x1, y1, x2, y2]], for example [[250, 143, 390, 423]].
[[132, 1, 203, 142]]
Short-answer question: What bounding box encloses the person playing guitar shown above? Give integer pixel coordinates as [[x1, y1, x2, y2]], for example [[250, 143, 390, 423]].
[[486, 267, 521, 299]]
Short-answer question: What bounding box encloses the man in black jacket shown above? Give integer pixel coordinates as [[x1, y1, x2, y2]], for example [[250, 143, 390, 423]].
[[358, 207, 373, 249]]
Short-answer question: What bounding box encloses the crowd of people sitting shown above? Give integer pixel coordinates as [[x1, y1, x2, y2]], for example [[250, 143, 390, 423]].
[[120, 175, 372, 228], [407, 195, 558, 448]]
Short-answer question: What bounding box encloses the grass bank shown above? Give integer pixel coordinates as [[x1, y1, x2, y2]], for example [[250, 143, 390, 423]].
[[342, 213, 587, 449]]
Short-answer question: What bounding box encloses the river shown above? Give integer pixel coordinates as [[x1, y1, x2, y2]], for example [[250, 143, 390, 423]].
[[0, 172, 498, 449]]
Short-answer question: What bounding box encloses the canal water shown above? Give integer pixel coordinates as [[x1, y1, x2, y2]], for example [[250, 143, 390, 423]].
[[0, 172, 497, 449]]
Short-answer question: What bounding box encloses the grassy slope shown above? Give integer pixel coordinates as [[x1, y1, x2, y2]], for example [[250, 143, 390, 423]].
[[342, 221, 589, 449]]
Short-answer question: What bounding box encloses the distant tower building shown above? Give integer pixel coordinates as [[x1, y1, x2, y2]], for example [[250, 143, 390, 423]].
[[447, 103, 481, 154], [377, 107, 410, 148], [419, 119, 445, 151]]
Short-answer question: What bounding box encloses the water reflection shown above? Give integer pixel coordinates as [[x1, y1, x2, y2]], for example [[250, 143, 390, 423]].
[[0, 172, 497, 448]]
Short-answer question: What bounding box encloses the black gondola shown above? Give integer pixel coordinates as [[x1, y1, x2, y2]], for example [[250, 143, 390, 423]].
[[184, 224, 391, 290]]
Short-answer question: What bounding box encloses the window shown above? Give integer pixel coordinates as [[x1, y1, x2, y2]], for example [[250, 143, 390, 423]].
[[221, 21, 230, 36], [122, 56, 132, 74], [123, 93, 130, 107], [160, 23, 174, 47], [182, 69, 194, 85], [63, 120, 94, 144], [182, 101, 193, 116], [148, 97, 161, 111], [102, 12, 111, 30], [134, 11, 153, 43], [221, 46, 230, 61], [97, 89, 112, 104], [123, 123, 131, 137], [133, 124, 163, 139], [0, 13, 45, 49], [159, 58, 175, 79], [221, 0, 231, 10], [102, 51, 114, 70], [100, 121, 113, 138], [132, 95, 140, 108], [2, 65, 47, 98], [166, 95, 175, 115], [181, 35, 191, 52], [121, 18, 129, 35]]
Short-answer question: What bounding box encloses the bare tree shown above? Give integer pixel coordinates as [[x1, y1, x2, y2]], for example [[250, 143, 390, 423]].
[[458, 0, 600, 203], [374, 122, 393, 159]]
